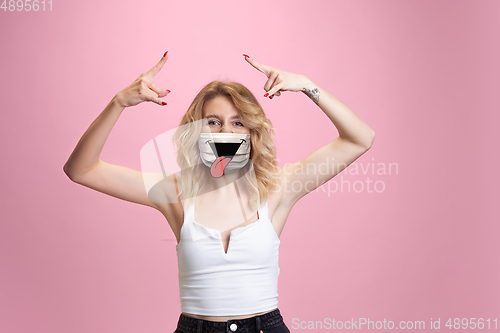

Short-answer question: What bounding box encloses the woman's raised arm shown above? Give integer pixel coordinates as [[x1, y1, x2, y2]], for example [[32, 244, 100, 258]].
[[243, 55, 376, 207], [63, 52, 174, 210]]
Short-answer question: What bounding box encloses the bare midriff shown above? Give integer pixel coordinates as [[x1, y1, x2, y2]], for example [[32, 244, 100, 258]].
[[181, 308, 277, 322]]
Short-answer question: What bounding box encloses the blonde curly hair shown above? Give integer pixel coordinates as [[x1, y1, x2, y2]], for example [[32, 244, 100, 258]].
[[172, 80, 280, 212]]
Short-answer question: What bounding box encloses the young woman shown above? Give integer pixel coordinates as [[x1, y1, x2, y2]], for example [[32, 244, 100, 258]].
[[63, 51, 375, 333]]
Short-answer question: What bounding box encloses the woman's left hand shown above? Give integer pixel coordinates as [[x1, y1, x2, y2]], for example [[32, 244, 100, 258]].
[[243, 54, 311, 99]]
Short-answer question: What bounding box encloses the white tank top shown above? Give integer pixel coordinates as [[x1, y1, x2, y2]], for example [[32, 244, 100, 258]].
[[175, 200, 281, 316]]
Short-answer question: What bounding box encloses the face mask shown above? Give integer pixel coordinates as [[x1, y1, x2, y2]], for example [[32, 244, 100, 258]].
[[198, 133, 251, 178]]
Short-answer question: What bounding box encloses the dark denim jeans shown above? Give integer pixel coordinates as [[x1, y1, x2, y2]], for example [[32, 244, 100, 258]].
[[174, 308, 290, 333]]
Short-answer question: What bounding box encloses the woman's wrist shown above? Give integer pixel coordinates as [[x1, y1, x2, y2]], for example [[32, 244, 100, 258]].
[[301, 76, 317, 91], [111, 93, 127, 110], [301, 77, 321, 105]]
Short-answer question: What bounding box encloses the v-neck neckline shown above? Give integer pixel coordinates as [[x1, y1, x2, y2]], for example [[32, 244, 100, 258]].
[[191, 202, 263, 255]]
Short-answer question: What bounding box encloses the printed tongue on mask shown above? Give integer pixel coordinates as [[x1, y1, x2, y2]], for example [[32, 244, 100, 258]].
[[209, 142, 242, 178]]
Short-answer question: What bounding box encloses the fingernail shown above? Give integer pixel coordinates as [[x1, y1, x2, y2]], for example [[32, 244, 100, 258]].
[[243, 54, 249, 58], [264, 93, 269, 97], [163, 51, 168, 57], [162, 101, 167, 105], [269, 96, 273, 99], [167, 89, 171, 93]]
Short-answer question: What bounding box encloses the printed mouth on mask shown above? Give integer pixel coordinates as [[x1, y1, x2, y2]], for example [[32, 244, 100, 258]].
[[208, 142, 243, 178]]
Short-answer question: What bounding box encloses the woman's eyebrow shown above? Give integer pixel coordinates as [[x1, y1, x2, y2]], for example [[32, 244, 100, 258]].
[[206, 114, 241, 120]]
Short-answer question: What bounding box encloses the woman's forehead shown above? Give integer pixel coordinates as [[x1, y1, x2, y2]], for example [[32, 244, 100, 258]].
[[203, 97, 241, 118]]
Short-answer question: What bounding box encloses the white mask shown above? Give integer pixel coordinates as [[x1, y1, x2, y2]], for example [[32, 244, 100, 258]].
[[198, 133, 251, 177]]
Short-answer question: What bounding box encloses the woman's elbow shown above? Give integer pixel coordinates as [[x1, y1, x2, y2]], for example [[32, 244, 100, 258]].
[[63, 163, 79, 182], [361, 130, 376, 150], [368, 130, 376, 148]]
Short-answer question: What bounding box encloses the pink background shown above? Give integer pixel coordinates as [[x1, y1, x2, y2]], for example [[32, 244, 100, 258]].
[[1, 0, 499, 332]]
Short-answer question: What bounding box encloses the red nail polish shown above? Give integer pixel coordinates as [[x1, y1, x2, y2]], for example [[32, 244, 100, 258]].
[[264, 93, 269, 97], [163, 51, 168, 57], [162, 101, 167, 105], [243, 54, 249, 58], [167, 89, 171, 93], [269, 96, 273, 99]]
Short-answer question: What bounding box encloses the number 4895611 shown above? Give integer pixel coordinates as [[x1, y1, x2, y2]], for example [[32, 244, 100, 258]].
[[1, 0, 53, 11], [445, 318, 497, 330]]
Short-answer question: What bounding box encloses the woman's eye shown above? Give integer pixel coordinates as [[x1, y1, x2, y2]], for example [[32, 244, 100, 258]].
[[207, 120, 243, 127]]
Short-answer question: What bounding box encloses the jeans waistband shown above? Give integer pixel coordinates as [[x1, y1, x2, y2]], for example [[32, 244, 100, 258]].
[[176, 308, 283, 333]]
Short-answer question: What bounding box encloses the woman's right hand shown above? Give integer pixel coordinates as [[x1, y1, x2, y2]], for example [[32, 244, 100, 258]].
[[114, 51, 171, 108]]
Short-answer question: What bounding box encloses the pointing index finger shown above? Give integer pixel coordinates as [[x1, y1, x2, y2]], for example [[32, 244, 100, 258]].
[[243, 55, 270, 76], [143, 51, 169, 79]]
